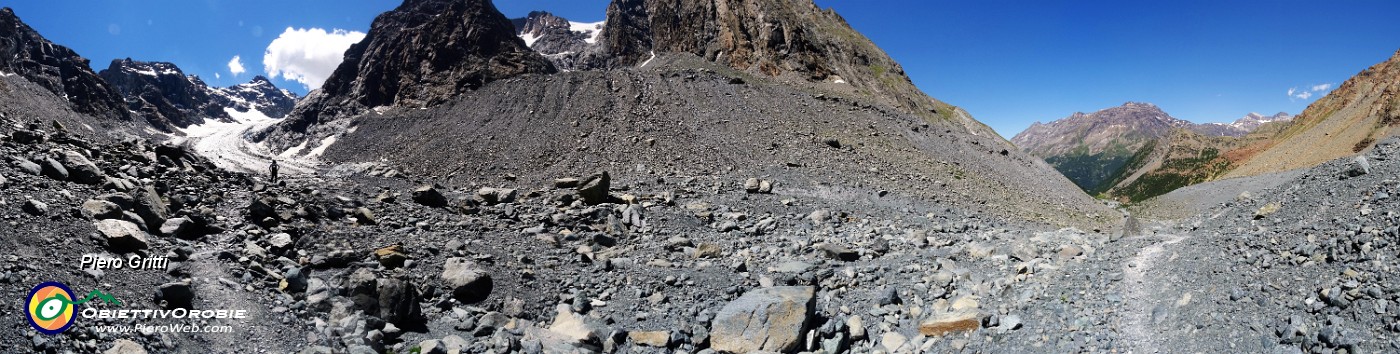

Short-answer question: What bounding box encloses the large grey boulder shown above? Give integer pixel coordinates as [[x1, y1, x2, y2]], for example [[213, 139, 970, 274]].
[[133, 185, 169, 229], [94, 219, 149, 252], [60, 150, 105, 184], [441, 257, 492, 304], [710, 286, 815, 353]]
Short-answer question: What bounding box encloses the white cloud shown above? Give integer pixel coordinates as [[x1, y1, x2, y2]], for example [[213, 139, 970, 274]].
[[215, 72, 221, 79], [262, 27, 366, 90], [1287, 87, 1312, 101], [228, 56, 246, 76], [1310, 83, 1333, 92]]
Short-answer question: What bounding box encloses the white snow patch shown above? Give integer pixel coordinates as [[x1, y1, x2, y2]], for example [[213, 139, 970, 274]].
[[569, 21, 605, 44], [639, 51, 657, 68], [0, 70, 14, 77], [521, 32, 541, 48], [278, 140, 308, 158], [304, 135, 338, 159]]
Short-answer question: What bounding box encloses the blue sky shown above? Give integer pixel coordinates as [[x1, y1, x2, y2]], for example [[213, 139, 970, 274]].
[[8, 1, 1399, 137]]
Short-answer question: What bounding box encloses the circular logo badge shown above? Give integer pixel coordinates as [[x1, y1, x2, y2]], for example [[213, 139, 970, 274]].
[[27, 282, 77, 335]]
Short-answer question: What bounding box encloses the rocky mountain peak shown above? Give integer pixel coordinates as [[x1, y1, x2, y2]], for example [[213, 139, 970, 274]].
[[509, 11, 603, 70], [0, 7, 132, 121], [260, 0, 557, 147], [99, 59, 230, 130], [214, 75, 299, 118]]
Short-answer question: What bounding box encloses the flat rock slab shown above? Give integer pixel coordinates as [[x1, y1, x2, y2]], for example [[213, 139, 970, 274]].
[[710, 286, 815, 353]]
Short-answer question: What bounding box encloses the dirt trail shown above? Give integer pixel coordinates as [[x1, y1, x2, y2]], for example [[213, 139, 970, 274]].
[[1118, 227, 1186, 353]]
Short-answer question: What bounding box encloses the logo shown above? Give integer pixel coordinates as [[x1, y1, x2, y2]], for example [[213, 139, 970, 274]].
[[26, 282, 121, 335]]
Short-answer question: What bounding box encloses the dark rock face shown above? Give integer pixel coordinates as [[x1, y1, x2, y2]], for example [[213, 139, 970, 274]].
[[212, 76, 299, 118], [260, 0, 557, 150], [99, 59, 231, 131], [584, 0, 965, 129], [0, 7, 131, 122]]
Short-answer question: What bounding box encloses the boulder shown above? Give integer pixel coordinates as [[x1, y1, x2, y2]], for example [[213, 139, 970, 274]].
[[133, 185, 169, 230], [40, 157, 68, 180], [94, 219, 149, 252], [441, 257, 492, 303], [476, 187, 518, 205], [577, 171, 611, 205], [547, 304, 600, 343], [710, 286, 815, 353], [375, 278, 423, 325], [375, 244, 408, 269], [13, 158, 42, 175], [1345, 156, 1371, 177], [629, 330, 670, 347], [159, 218, 193, 238], [21, 199, 48, 216], [82, 199, 124, 220], [60, 150, 105, 184], [412, 185, 449, 208], [554, 178, 580, 188], [819, 243, 859, 261]]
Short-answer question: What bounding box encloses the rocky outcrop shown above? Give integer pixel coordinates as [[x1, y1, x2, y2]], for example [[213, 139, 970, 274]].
[[259, 0, 556, 150], [99, 59, 231, 130], [0, 7, 131, 122]]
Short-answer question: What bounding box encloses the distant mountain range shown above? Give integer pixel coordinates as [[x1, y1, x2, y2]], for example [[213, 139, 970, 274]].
[[1012, 103, 1293, 200], [98, 59, 298, 131], [1014, 48, 1400, 203]]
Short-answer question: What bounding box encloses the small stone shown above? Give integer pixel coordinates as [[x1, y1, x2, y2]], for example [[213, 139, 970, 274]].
[[819, 243, 859, 261], [847, 315, 866, 340], [554, 178, 580, 188], [1345, 156, 1371, 177], [374, 244, 408, 269], [14, 158, 42, 175], [629, 330, 670, 347], [877, 287, 902, 306], [1000, 315, 1022, 331], [744, 178, 761, 193], [919, 310, 981, 336]]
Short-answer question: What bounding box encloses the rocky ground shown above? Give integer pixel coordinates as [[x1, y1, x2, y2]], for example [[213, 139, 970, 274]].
[[7, 91, 1400, 354]]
